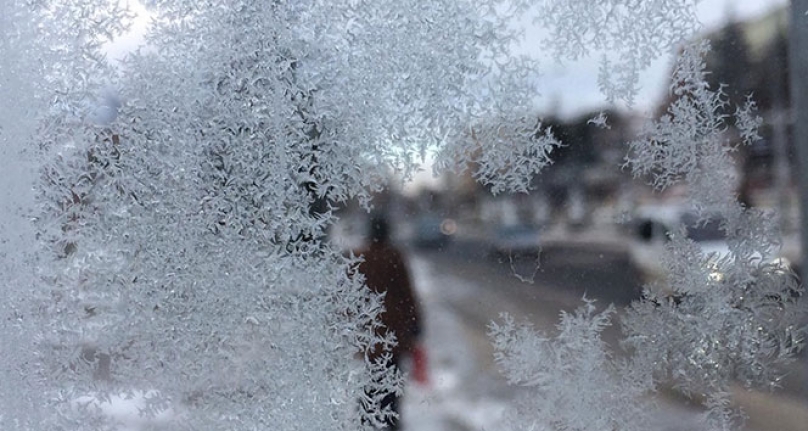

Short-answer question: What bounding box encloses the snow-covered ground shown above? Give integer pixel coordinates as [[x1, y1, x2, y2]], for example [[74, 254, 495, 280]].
[[73, 391, 178, 431], [401, 255, 511, 431]]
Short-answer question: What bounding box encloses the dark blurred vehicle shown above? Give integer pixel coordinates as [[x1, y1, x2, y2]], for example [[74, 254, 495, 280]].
[[413, 215, 455, 249], [489, 224, 542, 258], [628, 204, 797, 298], [629, 205, 727, 293]]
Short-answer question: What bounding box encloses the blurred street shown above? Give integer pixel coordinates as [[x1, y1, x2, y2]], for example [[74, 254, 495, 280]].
[[394, 222, 808, 431]]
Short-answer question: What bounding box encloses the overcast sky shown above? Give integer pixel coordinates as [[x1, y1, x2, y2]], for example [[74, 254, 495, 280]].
[[525, 0, 789, 119]]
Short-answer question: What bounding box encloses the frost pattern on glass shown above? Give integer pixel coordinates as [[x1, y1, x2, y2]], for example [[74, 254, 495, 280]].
[[514, 0, 700, 105], [487, 39, 806, 431], [436, 113, 562, 195], [22, 1, 558, 429], [489, 300, 654, 431], [587, 111, 611, 129], [622, 41, 806, 420], [4, 1, 808, 430], [1, 1, 130, 429], [626, 42, 743, 211]]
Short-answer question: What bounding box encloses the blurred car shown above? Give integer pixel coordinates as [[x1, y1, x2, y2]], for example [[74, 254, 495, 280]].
[[629, 205, 726, 289], [488, 224, 542, 258], [628, 204, 797, 298], [413, 215, 455, 249]]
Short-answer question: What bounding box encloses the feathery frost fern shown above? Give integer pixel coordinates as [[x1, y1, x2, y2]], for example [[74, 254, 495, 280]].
[[1, 1, 805, 430]]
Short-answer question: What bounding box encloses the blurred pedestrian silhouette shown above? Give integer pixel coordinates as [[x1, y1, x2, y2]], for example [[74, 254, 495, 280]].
[[356, 213, 422, 430]]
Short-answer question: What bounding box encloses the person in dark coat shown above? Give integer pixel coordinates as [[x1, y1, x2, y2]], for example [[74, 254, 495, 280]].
[[356, 213, 422, 430]]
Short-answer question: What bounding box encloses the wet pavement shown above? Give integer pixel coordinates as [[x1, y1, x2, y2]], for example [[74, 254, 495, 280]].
[[402, 254, 713, 431]]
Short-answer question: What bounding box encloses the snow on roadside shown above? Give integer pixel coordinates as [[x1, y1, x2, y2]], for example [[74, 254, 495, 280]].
[[401, 255, 510, 431], [404, 253, 727, 431], [73, 390, 178, 431]]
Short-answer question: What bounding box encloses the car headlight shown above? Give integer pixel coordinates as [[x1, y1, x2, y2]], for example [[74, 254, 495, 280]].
[[440, 218, 457, 235]]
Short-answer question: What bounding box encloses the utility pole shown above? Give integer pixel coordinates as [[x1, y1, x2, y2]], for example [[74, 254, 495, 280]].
[[790, 0, 808, 399], [791, 0, 808, 277]]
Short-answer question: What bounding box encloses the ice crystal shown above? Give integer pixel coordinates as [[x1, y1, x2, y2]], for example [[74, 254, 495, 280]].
[[587, 111, 611, 129], [622, 40, 807, 421], [626, 42, 733, 206], [4, 1, 807, 431], [485, 37, 806, 431], [17, 1, 557, 429], [514, 0, 701, 104], [436, 112, 562, 195], [734, 97, 763, 146], [1, 1, 130, 428], [489, 300, 655, 431]]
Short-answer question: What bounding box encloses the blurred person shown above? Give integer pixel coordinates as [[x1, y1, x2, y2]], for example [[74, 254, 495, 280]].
[[356, 213, 423, 430]]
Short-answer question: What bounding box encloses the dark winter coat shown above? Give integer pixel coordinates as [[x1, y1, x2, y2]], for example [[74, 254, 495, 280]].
[[356, 242, 421, 361]]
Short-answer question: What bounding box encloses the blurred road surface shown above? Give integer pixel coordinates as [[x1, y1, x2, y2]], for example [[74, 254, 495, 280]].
[[400, 235, 808, 431]]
